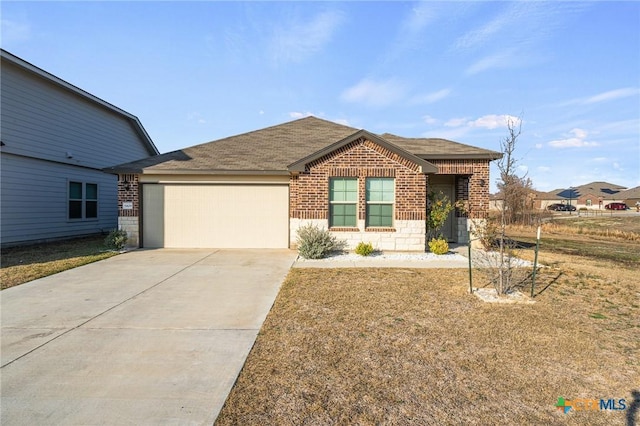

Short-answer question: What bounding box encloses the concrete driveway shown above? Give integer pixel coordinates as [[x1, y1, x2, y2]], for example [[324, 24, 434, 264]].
[[1, 249, 297, 425]]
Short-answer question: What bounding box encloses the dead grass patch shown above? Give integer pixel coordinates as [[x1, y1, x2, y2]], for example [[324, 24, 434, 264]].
[[1, 235, 117, 290], [217, 265, 638, 425]]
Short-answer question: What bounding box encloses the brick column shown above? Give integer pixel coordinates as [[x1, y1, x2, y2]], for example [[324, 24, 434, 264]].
[[117, 174, 140, 247]]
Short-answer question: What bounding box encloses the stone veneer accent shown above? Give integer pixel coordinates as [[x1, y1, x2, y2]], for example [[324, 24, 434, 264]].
[[290, 218, 426, 251]]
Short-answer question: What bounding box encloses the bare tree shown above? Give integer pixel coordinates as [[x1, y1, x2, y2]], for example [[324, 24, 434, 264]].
[[474, 116, 532, 295], [495, 116, 527, 294]]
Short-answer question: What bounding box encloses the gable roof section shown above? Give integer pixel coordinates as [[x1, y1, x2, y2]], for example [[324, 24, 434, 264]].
[[547, 181, 627, 199], [615, 185, 640, 199], [107, 116, 501, 174], [380, 133, 502, 160], [1, 49, 159, 156], [287, 130, 438, 173]]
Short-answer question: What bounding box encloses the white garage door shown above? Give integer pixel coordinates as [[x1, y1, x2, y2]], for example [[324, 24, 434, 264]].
[[142, 184, 289, 248]]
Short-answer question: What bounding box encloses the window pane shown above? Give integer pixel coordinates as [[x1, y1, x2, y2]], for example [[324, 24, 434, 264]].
[[366, 178, 394, 202], [85, 201, 98, 218], [69, 182, 82, 199], [330, 178, 357, 202], [345, 179, 357, 192], [69, 201, 82, 219], [344, 204, 356, 216], [367, 203, 393, 227], [367, 179, 381, 191], [330, 203, 356, 227], [86, 183, 97, 200]]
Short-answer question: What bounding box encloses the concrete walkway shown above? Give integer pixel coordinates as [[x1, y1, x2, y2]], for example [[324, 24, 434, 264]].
[[1, 249, 297, 425]]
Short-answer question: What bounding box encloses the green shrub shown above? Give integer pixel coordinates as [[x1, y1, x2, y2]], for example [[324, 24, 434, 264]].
[[355, 241, 374, 256], [428, 237, 449, 255], [296, 224, 345, 259], [104, 229, 128, 250]]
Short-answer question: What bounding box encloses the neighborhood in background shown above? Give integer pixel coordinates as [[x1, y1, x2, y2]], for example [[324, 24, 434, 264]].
[[490, 181, 640, 212]]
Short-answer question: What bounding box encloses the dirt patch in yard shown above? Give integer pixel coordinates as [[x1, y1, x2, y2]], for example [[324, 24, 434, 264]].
[[216, 264, 638, 425]]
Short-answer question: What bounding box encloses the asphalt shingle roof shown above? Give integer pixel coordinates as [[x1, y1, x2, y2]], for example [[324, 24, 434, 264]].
[[107, 116, 501, 174], [547, 181, 627, 199]]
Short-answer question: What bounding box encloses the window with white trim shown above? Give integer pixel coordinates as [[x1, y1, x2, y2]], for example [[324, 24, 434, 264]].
[[366, 178, 394, 227], [68, 181, 98, 220], [329, 178, 357, 227]]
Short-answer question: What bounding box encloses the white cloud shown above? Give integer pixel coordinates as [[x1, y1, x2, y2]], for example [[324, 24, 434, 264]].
[[548, 128, 598, 148], [454, 4, 521, 50], [590, 157, 607, 163], [259, 110, 265, 115], [422, 126, 471, 141], [340, 78, 407, 107], [269, 10, 345, 64], [187, 112, 206, 124], [465, 49, 518, 75], [469, 114, 521, 129], [584, 87, 640, 104], [332, 118, 351, 126], [0, 18, 31, 43], [445, 114, 521, 130], [518, 165, 529, 173], [289, 111, 314, 119], [403, 2, 436, 34], [288, 111, 350, 127], [423, 115, 439, 125], [444, 117, 469, 127], [537, 166, 551, 172], [535, 144, 543, 149], [613, 162, 623, 171], [410, 88, 451, 105], [558, 88, 640, 107]]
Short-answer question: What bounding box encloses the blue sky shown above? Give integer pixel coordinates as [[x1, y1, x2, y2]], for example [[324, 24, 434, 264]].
[[2, 1, 639, 193]]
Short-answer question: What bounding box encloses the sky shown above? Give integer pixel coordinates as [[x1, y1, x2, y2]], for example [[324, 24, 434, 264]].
[[2, 1, 639, 193]]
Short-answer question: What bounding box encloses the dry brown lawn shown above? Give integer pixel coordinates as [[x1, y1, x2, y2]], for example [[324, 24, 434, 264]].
[[217, 257, 638, 425], [1, 235, 117, 290]]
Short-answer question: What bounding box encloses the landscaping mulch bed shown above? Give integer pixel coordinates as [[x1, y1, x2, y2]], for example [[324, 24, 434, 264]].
[[217, 265, 638, 425]]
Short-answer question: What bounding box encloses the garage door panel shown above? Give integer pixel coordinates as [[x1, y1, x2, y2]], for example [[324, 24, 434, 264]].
[[143, 184, 289, 248]]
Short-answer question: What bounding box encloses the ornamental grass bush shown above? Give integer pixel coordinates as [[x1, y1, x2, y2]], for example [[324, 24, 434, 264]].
[[296, 224, 345, 259], [355, 242, 374, 256], [428, 237, 449, 255]]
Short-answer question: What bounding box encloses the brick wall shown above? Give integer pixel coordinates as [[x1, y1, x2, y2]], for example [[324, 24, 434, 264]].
[[117, 174, 140, 247], [118, 174, 139, 217], [290, 138, 428, 222], [432, 159, 490, 219]]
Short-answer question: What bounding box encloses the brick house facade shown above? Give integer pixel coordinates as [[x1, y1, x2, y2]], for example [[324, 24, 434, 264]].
[[109, 116, 500, 250]]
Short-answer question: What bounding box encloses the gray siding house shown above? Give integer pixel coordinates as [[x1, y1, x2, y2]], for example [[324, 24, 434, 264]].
[[0, 49, 158, 246]]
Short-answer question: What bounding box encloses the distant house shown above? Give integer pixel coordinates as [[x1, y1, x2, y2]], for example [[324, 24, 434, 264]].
[[0, 49, 158, 247], [107, 117, 501, 250], [540, 181, 627, 210], [617, 186, 640, 209]]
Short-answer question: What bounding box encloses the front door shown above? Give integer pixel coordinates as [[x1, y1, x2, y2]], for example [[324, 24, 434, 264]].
[[429, 175, 456, 242]]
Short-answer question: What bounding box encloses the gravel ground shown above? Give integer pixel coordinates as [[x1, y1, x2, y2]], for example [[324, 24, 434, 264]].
[[295, 250, 535, 267], [295, 251, 468, 262]]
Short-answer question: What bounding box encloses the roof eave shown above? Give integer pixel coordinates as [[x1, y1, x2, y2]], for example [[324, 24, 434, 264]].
[[421, 153, 503, 160], [104, 167, 291, 176]]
